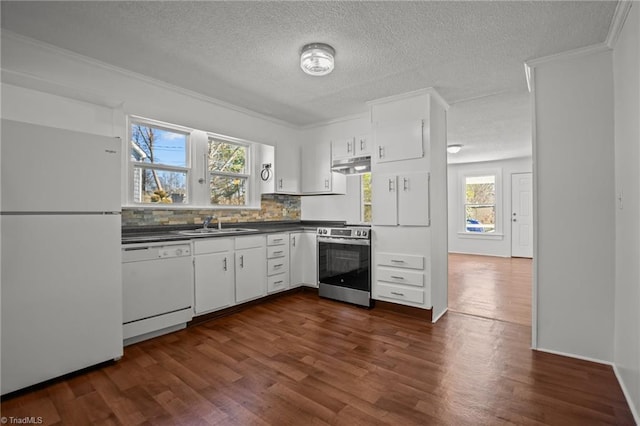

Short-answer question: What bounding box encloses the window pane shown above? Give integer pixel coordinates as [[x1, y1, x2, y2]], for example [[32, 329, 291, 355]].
[[465, 175, 495, 204], [208, 139, 247, 174], [210, 175, 246, 205], [361, 172, 372, 223], [131, 123, 187, 167], [133, 167, 188, 204], [465, 205, 495, 233]]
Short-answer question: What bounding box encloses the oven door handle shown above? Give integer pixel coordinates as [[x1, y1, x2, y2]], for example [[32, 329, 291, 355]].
[[317, 237, 370, 246]]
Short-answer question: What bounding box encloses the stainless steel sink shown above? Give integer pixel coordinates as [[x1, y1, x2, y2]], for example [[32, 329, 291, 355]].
[[177, 228, 258, 236]]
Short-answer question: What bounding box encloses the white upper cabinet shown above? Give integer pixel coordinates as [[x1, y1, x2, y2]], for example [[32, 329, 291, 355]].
[[301, 140, 346, 194], [373, 120, 424, 163], [259, 143, 300, 195], [332, 135, 371, 160], [372, 171, 430, 226]]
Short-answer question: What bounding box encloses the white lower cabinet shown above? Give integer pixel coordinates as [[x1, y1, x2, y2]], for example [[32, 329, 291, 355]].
[[290, 231, 318, 287], [267, 233, 290, 294], [235, 236, 267, 303], [374, 252, 430, 308], [193, 238, 235, 315]]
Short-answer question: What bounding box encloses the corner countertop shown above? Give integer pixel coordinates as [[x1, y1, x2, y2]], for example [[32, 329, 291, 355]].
[[121, 220, 347, 245]]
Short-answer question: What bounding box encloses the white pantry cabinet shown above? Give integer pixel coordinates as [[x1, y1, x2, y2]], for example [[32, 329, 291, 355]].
[[332, 135, 371, 160], [235, 236, 267, 303], [301, 140, 346, 194], [193, 238, 235, 315], [372, 171, 430, 226], [373, 120, 424, 163]]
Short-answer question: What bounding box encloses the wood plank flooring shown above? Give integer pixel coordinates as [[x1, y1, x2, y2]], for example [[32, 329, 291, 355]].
[[448, 253, 532, 326], [1, 291, 633, 425]]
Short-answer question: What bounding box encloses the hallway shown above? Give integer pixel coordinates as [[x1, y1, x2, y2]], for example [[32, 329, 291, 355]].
[[448, 253, 532, 326]]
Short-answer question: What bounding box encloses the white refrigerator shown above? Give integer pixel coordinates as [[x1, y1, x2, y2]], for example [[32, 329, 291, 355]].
[[1, 119, 123, 395]]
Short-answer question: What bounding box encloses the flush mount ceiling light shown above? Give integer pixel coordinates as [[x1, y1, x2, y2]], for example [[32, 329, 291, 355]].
[[300, 43, 335, 76], [447, 144, 463, 154]]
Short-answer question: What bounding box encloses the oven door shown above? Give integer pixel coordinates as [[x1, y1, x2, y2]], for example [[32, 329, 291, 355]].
[[317, 237, 371, 292]]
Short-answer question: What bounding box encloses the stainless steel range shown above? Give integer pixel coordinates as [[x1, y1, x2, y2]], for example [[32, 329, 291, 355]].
[[317, 226, 371, 307]]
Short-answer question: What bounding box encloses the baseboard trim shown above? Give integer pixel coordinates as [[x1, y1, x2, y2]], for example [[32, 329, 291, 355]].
[[534, 347, 612, 366], [432, 307, 448, 323], [374, 300, 432, 321], [188, 287, 305, 327], [613, 364, 640, 425]]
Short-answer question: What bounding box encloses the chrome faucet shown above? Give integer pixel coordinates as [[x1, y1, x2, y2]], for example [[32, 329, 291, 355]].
[[203, 215, 221, 229]]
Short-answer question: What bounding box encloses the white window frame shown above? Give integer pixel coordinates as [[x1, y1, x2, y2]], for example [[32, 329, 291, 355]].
[[206, 134, 252, 208], [127, 116, 192, 206], [361, 172, 372, 224], [457, 168, 504, 240], [125, 115, 260, 209]]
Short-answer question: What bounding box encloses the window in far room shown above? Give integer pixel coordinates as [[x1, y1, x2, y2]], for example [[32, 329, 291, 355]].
[[464, 174, 496, 233]]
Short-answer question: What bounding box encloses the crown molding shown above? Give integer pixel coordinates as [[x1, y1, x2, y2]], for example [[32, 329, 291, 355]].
[[1, 30, 298, 130], [606, 1, 633, 48], [299, 111, 370, 130], [366, 87, 450, 111], [525, 42, 611, 69]]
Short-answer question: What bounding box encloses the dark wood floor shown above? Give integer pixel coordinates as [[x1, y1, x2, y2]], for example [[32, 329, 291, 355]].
[[448, 253, 532, 326], [1, 291, 634, 425]]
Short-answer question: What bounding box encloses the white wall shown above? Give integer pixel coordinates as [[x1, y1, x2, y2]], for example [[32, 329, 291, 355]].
[[532, 49, 615, 362], [613, 3, 640, 421], [0, 31, 300, 164], [448, 157, 532, 257], [300, 115, 370, 223]]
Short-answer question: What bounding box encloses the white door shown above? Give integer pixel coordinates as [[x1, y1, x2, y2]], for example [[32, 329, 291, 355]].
[[511, 172, 533, 258], [372, 173, 398, 225], [290, 232, 304, 287], [398, 171, 430, 226]]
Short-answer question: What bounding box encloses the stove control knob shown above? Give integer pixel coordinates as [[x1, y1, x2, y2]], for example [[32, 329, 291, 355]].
[[356, 230, 361, 236], [323, 229, 328, 234], [363, 231, 368, 237], [317, 229, 322, 234]]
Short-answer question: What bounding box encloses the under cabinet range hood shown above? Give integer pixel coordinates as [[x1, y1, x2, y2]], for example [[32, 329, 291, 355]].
[[331, 156, 371, 175]]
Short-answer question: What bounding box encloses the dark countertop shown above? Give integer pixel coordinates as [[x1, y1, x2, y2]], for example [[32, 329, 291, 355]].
[[121, 220, 347, 244]]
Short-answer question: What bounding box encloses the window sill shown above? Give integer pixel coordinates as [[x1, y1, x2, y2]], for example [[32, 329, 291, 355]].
[[457, 232, 504, 240], [122, 203, 261, 211]]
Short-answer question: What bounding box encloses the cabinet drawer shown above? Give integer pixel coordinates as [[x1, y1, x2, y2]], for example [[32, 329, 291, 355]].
[[377, 267, 424, 287], [267, 233, 288, 246], [194, 238, 233, 255], [377, 252, 424, 270], [235, 235, 266, 250], [267, 273, 289, 294], [267, 245, 289, 259], [267, 257, 289, 276], [376, 282, 424, 304]]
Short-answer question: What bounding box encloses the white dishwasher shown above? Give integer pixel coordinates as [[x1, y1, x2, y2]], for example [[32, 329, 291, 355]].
[[122, 241, 193, 345]]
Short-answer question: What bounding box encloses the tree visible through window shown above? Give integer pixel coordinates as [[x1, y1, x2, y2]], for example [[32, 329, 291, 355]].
[[362, 172, 372, 223], [130, 122, 188, 204], [208, 138, 248, 206], [464, 175, 496, 233]]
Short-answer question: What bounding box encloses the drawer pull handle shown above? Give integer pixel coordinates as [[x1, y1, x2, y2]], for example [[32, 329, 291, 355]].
[[223, 257, 227, 271], [274, 264, 283, 268], [390, 259, 405, 263], [274, 280, 284, 285], [273, 238, 283, 243], [273, 251, 283, 255], [390, 291, 405, 296], [390, 275, 404, 280]]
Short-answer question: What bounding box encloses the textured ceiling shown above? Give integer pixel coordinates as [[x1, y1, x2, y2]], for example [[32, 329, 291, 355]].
[[0, 1, 617, 162]]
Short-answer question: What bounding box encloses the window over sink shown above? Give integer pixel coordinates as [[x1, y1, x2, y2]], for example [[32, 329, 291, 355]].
[[127, 116, 259, 209]]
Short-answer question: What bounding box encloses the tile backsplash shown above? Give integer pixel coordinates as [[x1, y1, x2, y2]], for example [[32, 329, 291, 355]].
[[122, 194, 301, 227]]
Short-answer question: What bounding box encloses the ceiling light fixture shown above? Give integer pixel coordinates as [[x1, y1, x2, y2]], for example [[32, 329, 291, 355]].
[[447, 144, 463, 154], [300, 43, 335, 76]]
